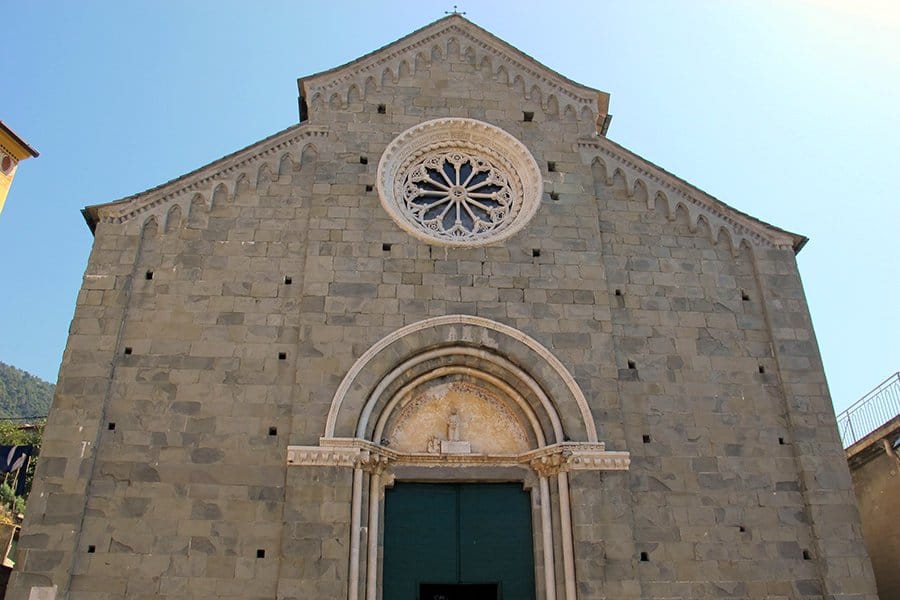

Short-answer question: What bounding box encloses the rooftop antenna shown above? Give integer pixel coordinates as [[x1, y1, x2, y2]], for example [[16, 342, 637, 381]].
[[445, 5, 466, 16]]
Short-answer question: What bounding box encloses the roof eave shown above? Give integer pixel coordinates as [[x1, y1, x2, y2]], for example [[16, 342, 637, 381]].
[[0, 120, 39, 158]]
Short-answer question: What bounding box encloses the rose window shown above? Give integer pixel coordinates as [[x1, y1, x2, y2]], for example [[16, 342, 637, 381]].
[[377, 118, 542, 247], [403, 152, 513, 239]]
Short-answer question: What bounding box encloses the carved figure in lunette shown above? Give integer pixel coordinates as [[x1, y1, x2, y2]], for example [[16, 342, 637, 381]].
[[448, 411, 461, 441]]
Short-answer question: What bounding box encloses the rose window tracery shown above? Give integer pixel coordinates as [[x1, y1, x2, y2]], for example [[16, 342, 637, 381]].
[[377, 118, 542, 247], [403, 152, 513, 239]]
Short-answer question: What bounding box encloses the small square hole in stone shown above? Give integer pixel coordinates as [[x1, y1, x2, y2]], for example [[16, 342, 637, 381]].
[[377, 104, 386, 114], [268, 426, 277, 436], [365, 184, 373, 192], [108, 422, 116, 431], [382, 242, 393, 252], [278, 352, 287, 360], [628, 360, 636, 369], [642, 434, 651, 444], [257, 549, 266, 558], [359, 156, 368, 165], [87, 545, 96, 553], [758, 365, 766, 374], [802, 550, 811, 560], [284, 276, 292, 285], [523, 111, 534, 122], [640, 552, 649, 562], [145, 270, 154, 280], [124, 347, 133, 356], [741, 290, 750, 301], [778, 437, 785, 445], [532, 249, 541, 258], [549, 192, 560, 201], [547, 161, 556, 172], [738, 525, 746, 532], [615, 289, 623, 296]]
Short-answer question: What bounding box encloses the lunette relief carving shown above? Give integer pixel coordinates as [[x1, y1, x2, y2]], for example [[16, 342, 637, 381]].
[[387, 380, 529, 455]]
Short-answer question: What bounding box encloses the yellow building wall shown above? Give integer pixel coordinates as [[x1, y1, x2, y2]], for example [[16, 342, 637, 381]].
[[0, 129, 35, 216], [0, 161, 20, 215]]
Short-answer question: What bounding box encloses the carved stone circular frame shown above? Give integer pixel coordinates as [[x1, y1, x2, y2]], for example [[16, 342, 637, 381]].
[[377, 118, 543, 247]]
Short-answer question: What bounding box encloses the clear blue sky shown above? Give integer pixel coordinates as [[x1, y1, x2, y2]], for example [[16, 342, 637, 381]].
[[1, 1, 897, 415]]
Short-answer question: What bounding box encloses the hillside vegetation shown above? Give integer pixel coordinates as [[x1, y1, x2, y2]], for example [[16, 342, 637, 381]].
[[0, 361, 54, 419]]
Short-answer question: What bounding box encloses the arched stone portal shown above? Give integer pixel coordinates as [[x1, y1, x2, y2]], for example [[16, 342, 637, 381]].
[[287, 316, 630, 600]]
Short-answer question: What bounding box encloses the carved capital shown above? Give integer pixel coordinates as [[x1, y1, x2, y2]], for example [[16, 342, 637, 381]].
[[356, 451, 391, 474], [527, 443, 630, 477], [530, 452, 567, 477]]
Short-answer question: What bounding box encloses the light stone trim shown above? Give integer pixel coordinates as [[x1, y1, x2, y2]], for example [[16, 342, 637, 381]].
[[286, 439, 630, 474], [286, 445, 393, 474], [88, 125, 329, 226], [579, 137, 802, 251], [26, 587, 56, 600], [324, 314, 599, 443], [377, 118, 542, 247]]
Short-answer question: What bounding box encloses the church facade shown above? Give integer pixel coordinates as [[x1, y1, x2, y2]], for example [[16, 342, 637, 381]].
[[8, 16, 877, 600]]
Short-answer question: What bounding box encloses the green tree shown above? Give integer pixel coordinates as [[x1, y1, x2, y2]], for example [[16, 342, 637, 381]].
[[0, 361, 54, 419]]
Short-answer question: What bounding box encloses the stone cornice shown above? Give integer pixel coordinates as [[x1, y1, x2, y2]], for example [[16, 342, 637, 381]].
[[578, 137, 807, 253], [82, 124, 329, 231], [287, 438, 630, 476]]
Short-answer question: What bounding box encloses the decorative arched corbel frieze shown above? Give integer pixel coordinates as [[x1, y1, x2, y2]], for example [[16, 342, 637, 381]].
[[210, 182, 229, 210], [164, 204, 182, 234], [256, 162, 274, 190], [298, 16, 608, 131], [83, 126, 328, 234], [578, 137, 806, 253]]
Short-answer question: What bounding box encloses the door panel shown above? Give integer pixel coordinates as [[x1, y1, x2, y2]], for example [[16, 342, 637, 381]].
[[383, 484, 459, 600], [383, 482, 535, 600], [459, 484, 535, 599]]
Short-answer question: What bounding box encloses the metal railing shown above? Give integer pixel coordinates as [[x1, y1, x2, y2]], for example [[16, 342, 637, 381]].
[[836, 371, 900, 448]]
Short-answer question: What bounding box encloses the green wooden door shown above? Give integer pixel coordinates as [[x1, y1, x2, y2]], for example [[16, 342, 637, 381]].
[[383, 482, 535, 600]]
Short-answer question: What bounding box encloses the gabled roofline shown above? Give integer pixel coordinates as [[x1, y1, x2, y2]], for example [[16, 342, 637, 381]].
[[297, 14, 610, 131], [81, 121, 328, 234], [579, 136, 808, 254]]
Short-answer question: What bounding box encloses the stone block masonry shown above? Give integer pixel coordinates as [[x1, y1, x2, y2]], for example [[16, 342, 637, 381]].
[[6, 14, 877, 600]]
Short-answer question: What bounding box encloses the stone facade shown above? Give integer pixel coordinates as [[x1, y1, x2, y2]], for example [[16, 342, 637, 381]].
[[7, 15, 877, 600], [847, 415, 900, 600]]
